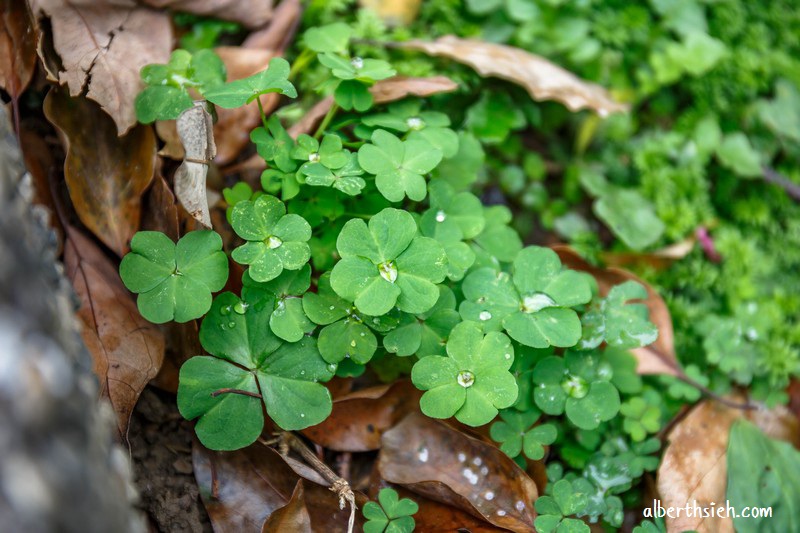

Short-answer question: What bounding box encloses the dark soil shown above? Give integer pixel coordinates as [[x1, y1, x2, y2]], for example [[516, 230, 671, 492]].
[[130, 387, 212, 533]]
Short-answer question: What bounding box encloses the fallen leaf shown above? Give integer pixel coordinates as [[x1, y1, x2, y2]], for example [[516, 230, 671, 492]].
[[213, 47, 278, 165], [64, 226, 164, 436], [262, 480, 312, 532], [552, 245, 679, 376], [398, 36, 627, 117], [193, 441, 366, 532], [44, 87, 156, 256], [0, 1, 37, 102], [360, 0, 422, 26], [386, 485, 507, 532], [31, 0, 171, 134], [175, 102, 215, 228], [140, 0, 273, 29], [657, 398, 800, 533], [242, 0, 301, 50], [601, 236, 697, 271], [141, 172, 180, 241], [302, 380, 422, 452], [379, 412, 538, 532]]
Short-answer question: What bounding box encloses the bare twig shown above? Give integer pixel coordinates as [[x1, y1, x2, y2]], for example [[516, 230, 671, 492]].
[[762, 166, 800, 202]]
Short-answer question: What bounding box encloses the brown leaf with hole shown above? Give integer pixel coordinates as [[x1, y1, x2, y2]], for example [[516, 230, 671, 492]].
[[398, 36, 627, 116], [657, 398, 800, 533], [0, 1, 37, 100], [360, 0, 422, 26], [175, 102, 215, 228], [301, 380, 422, 452], [213, 47, 278, 165], [44, 87, 156, 256], [31, 0, 171, 134], [193, 442, 366, 532], [63, 226, 164, 436], [552, 244, 680, 376], [379, 413, 538, 532], [140, 0, 273, 29], [262, 480, 312, 532]]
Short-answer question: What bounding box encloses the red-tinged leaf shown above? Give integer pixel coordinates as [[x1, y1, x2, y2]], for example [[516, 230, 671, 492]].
[[63, 226, 164, 436], [262, 480, 312, 532], [31, 0, 171, 134], [193, 442, 366, 532], [0, 1, 37, 100], [302, 380, 422, 452], [552, 244, 680, 376], [379, 413, 538, 532], [44, 87, 156, 256], [657, 398, 800, 533]]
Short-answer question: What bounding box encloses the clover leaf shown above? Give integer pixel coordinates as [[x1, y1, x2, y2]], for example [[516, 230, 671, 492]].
[[580, 281, 658, 350], [460, 246, 592, 348], [383, 286, 461, 357], [177, 292, 334, 450], [335, 79, 375, 112], [330, 208, 447, 316], [470, 205, 523, 265], [135, 49, 226, 123], [303, 22, 353, 53], [620, 397, 661, 442], [534, 479, 591, 533], [223, 182, 262, 223], [490, 409, 558, 460], [363, 488, 418, 533], [242, 265, 314, 342], [532, 352, 620, 430], [230, 195, 312, 283], [302, 273, 396, 364], [301, 151, 366, 196], [292, 133, 349, 170], [358, 129, 443, 202], [251, 115, 297, 173], [363, 100, 460, 158], [120, 230, 229, 324], [318, 53, 396, 82], [411, 321, 518, 426], [204, 57, 296, 108]]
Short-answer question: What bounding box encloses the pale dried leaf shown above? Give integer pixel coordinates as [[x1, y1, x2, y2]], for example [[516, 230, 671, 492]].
[[657, 399, 800, 533], [399, 36, 628, 116], [175, 103, 215, 228], [64, 226, 165, 436], [141, 0, 273, 29], [31, 0, 172, 134]]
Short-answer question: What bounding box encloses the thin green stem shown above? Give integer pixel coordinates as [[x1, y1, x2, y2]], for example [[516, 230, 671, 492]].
[[314, 102, 340, 139], [289, 49, 315, 81], [256, 96, 269, 130]]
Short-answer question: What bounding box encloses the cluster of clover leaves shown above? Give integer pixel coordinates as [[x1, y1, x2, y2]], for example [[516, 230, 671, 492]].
[[121, 22, 661, 529]]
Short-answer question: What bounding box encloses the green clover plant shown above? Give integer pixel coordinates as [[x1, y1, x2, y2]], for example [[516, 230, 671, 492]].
[[363, 488, 418, 533], [534, 479, 591, 533], [490, 409, 558, 460], [580, 280, 659, 350]]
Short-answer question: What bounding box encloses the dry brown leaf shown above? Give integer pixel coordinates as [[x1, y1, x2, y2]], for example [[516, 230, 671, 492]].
[[44, 87, 156, 256], [31, 0, 171, 134], [399, 36, 627, 116], [657, 399, 800, 533], [552, 245, 680, 376], [360, 0, 422, 26], [262, 480, 312, 532], [213, 47, 278, 165], [141, 173, 180, 241], [301, 380, 422, 452], [242, 0, 301, 50], [63, 226, 164, 436], [0, 1, 37, 100], [175, 102, 215, 228], [155, 120, 184, 160], [141, 0, 273, 29], [379, 413, 538, 532]]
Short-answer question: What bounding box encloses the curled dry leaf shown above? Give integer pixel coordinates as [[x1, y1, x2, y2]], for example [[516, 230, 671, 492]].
[[31, 0, 171, 134], [63, 226, 164, 436], [175, 102, 215, 228], [193, 442, 366, 532], [657, 398, 800, 533], [379, 412, 538, 532], [140, 0, 273, 29], [213, 47, 278, 165], [44, 87, 156, 256], [301, 380, 422, 452], [552, 244, 680, 376], [398, 36, 627, 117], [262, 480, 312, 532], [0, 1, 37, 100]]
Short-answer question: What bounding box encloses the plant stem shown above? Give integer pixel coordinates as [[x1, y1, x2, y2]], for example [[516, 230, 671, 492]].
[[256, 96, 269, 130], [762, 166, 800, 202], [289, 49, 315, 81], [314, 102, 340, 139], [675, 374, 756, 411], [210, 388, 263, 399]]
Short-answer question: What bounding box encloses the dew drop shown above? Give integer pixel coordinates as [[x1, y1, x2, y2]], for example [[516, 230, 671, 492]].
[[329, 305, 336, 310], [350, 57, 364, 69], [360, 332, 366, 337], [457, 452, 467, 462], [300, 413, 305, 418], [308, 152, 320, 163], [435, 210, 446, 222], [497, 510, 507, 517], [417, 448, 429, 463], [480, 466, 489, 476], [479, 311, 492, 321], [234, 302, 248, 314], [221, 305, 232, 316], [473, 457, 483, 466], [515, 501, 525, 511], [227, 321, 236, 328], [484, 491, 495, 501], [504, 353, 511, 360], [457, 370, 475, 388], [350, 340, 356, 347]]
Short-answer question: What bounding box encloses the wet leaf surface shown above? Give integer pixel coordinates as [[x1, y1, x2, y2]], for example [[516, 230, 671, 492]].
[[379, 412, 538, 532], [552, 245, 679, 376], [32, 0, 172, 133], [657, 398, 800, 533], [302, 380, 422, 452], [44, 87, 157, 256], [398, 36, 627, 117], [64, 226, 164, 435]]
